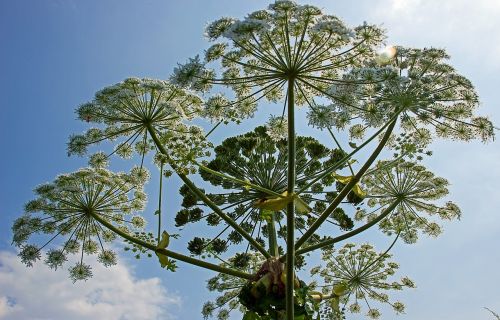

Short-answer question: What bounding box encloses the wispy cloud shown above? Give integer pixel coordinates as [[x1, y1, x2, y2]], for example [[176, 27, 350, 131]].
[[0, 250, 181, 320]]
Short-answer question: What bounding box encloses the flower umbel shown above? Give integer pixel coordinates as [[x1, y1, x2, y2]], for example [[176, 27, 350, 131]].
[[12, 168, 147, 281], [336, 47, 495, 142], [68, 78, 211, 173], [363, 160, 460, 243], [177, 126, 354, 256], [311, 243, 414, 319], [173, 2, 386, 123]]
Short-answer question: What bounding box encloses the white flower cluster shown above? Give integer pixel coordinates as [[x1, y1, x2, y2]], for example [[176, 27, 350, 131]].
[[68, 77, 211, 172], [265, 115, 288, 141], [363, 160, 461, 243], [12, 168, 147, 281], [173, 1, 386, 123], [311, 243, 415, 319], [329, 47, 495, 142]]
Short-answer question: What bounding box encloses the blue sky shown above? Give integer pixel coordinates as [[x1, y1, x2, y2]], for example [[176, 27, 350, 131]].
[[1, 0, 499, 319]]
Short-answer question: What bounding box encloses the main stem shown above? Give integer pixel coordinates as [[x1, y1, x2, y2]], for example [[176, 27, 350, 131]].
[[286, 79, 296, 320]]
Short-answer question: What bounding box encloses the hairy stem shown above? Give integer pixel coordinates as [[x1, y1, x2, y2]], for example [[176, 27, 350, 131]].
[[267, 211, 279, 257], [157, 163, 163, 242]]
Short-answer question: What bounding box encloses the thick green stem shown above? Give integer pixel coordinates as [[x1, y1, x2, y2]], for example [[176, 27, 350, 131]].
[[146, 125, 271, 259], [295, 119, 397, 250], [295, 199, 401, 255], [90, 211, 254, 280], [286, 79, 296, 320]]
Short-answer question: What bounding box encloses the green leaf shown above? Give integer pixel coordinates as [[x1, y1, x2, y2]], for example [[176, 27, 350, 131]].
[[329, 296, 340, 312], [254, 191, 292, 211], [332, 173, 367, 199], [254, 191, 312, 214], [157, 231, 170, 249], [156, 252, 170, 268], [156, 231, 176, 270], [348, 142, 358, 148], [294, 195, 312, 214]]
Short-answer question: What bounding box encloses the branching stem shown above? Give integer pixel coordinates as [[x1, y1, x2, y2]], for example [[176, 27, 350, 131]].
[[90, 211, 254, 280], [146, 125, 271, 259], [295, 199, 401, 256], [294, 119, 398, 250]]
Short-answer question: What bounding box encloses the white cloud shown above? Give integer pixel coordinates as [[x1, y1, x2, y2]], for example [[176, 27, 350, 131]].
[[0, 250, 181, 320]]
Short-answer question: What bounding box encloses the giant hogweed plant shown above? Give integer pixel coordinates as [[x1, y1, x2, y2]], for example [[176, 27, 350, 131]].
[[12, 2, 495, 320]]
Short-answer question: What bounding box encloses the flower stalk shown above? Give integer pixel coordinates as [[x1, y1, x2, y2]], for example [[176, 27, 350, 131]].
[[296, 199, 402, 255], [90, 209, 254, 280], [295, 118, 398, 250]]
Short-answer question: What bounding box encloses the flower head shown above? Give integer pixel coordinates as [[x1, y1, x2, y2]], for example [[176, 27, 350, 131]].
[[336, 47, 495, 142], [363, 160, 461, 242], [172, 4, 386, 123], [311, 243, 414, 318], [68, 78, 211, 172], [12, 168, 147, 281], [176, 127, 354, 254]]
